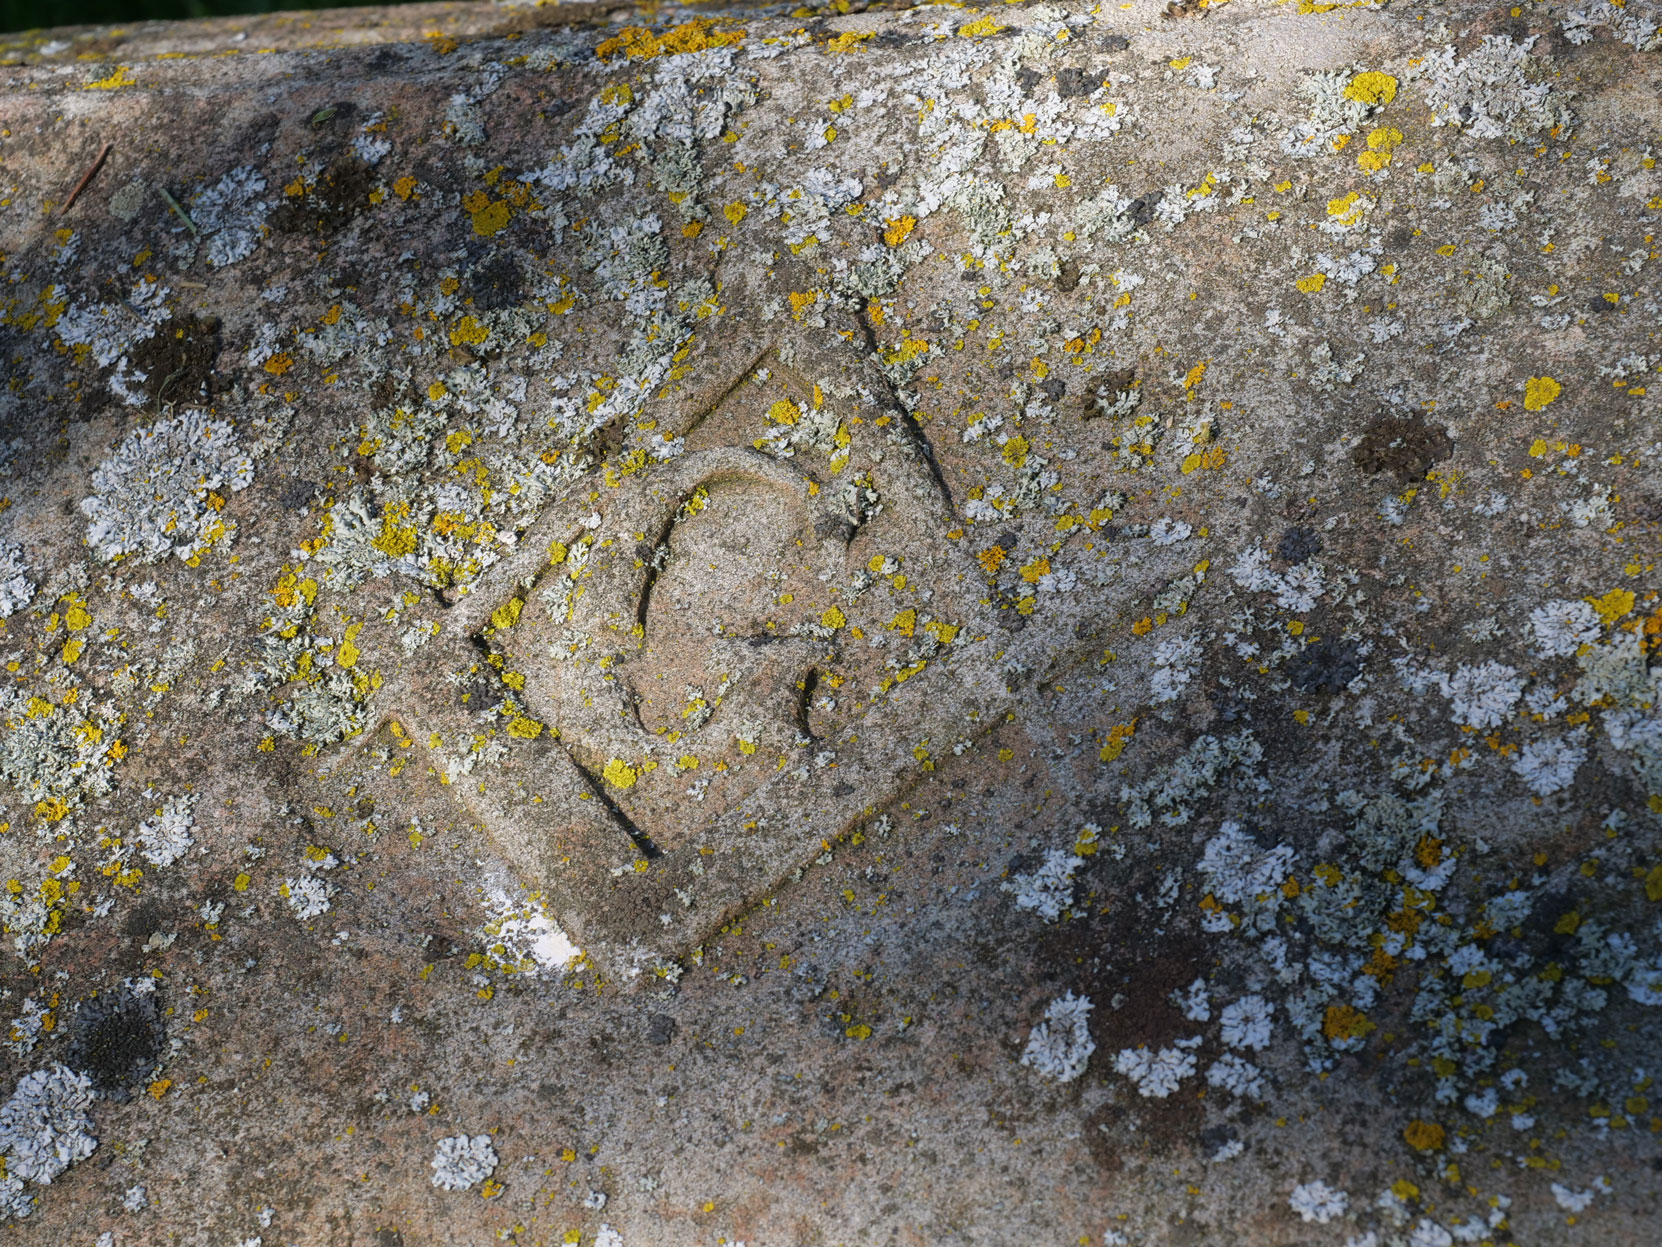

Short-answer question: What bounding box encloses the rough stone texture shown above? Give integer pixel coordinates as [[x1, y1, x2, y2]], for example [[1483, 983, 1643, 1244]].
[[0, 0, 1659, 1243]]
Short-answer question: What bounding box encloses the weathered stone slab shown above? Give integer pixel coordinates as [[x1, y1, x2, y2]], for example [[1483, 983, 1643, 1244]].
[[0, 0, 1660, 1243]]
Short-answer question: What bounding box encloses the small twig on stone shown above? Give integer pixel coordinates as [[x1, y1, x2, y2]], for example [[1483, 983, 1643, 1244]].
[[61, 141, 112, 215], [154, 366, 187, 414], [158, 187, 198, 236]]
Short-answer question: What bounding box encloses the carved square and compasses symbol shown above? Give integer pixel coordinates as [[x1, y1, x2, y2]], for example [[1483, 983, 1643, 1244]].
[[348, 328, 1044, 978]]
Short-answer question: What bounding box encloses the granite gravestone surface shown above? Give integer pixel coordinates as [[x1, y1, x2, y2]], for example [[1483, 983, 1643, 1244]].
[[0, 0, 1659, 1242]]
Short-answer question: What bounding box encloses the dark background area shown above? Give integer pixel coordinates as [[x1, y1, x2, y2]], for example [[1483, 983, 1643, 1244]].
[[3, 0, 414, 36]]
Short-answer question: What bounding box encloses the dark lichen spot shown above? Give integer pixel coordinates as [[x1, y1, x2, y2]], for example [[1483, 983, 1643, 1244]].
[[1056, 67, 1108, 98], [1055, 258, 1081, 292], [466, 248, 526, 313], [123, 898, 166, 942], [646, 1013, 677, 1045], [1276, 525, 1322, 565], [1352, 410, 1453, 485], [67, 985, 166, 1102], [1287, 637, 1364, 694], [280, 475, 320, 513]]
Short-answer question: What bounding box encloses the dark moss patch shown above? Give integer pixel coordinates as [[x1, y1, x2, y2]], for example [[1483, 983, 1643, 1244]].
[[270, 155, 376, 235], [125, 313, 222, 405], [1082, 368, 1136, 420], [1352, 410, 1453, 485], [67, 984, 166, 1101]]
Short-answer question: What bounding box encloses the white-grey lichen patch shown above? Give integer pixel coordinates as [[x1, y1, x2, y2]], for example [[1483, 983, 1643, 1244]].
[[189, 165, 270, 269], [0, 688, 123, 818], [280, 875, 336, 921], [135, 793, 196, 868], [0, 1064, 98, 1222], [430, 1133, 498, 1190], [1113, 1040, 1200, 1098], [1002, 847, 1081, 921], [81, 412, 254, 563], [0, 542, 35, 618], [1423, 35, 1569, 140], [1288, 1179, 1349, 1225], [266, 671, 367, 747], [1019, 991, 1094, 1082]]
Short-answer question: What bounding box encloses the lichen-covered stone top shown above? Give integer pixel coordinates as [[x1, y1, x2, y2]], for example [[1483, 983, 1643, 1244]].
[[0, 0, 1658, 1242]]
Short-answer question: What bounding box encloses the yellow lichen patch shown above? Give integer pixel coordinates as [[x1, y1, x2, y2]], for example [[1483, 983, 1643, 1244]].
[[450, 316, 490, 347], [1403, 1119, 1445, 1152], [1344, 71, 1398, 106], [490, 598, 524, 631], [466, 195, 511, 238], [1523, 375, 1561, 411], [883, 216, 916, 247], [596, 19, 745, 61], [506, 716, 545, 739], [1358, 126, 1403, 172], [882, 334, 930, 366], [724, 201, 748, 225], [1181, 445, 1229, 474], [1001, 435, 1030, 468], [1019, 557, 1050, 585], [1182, 360, 1208, 393], [85, 66, 137, 91], [393, 176, 420, 201], [888, 608, 917, 637], [602, 758, 638, 789], [1322, 1002, 1375, 1042], [1586, 588, 1634, 627], [1296, 273, 1327, 294], [1098, 721, 1136, 763], [977, 546, 1006, 575], [1327, 191, 1367, 226], [958, 15, 1005, 37], [264, 353, 294, 376], [767, 399, 800, 425], [1645, 864, 1662, 903], [820, 605, 846, 629], [825, 30, 873, 53], [925, 620, 958, 644], [336, 626, 363, 669]]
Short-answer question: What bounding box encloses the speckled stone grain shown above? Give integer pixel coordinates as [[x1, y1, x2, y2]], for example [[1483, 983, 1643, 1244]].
[[0, 1, 1659, 1245]]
